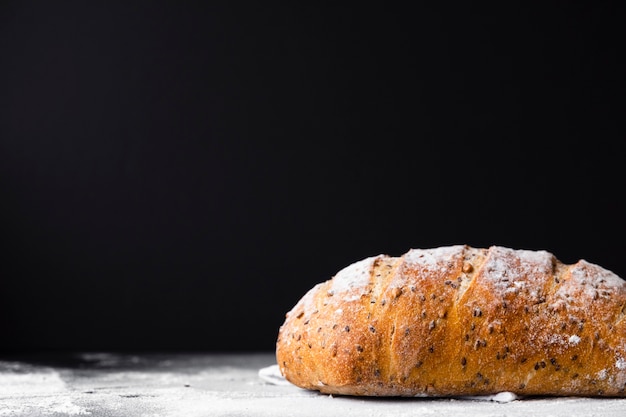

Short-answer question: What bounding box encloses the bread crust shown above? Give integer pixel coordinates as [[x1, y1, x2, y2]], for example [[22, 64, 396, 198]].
[[276, 245, 626, 396]]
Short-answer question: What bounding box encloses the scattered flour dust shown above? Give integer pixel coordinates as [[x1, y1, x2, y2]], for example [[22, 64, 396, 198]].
[[0, 370, 89, 416], [403, 246, 466, 272], [569, 335, 581, 346], [330, 255, 380, 300]]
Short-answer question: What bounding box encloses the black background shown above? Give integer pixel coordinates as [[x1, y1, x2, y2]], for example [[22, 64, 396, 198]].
[[1, 2, 624, 353]]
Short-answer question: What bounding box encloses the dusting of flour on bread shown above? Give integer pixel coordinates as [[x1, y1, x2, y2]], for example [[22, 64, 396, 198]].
[[402, 245, 466, 272], [330, 255, 380, 300], [481, 246, 554, 300]]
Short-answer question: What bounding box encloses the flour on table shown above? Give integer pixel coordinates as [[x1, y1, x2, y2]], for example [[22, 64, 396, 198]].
[[0, 369, 89, 415]]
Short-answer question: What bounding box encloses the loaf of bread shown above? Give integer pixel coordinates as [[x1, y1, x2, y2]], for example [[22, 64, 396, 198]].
[[276, 245, 626, 397]]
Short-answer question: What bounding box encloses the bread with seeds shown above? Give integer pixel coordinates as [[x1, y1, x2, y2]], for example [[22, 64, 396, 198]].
[[276, 245, 626, 396]]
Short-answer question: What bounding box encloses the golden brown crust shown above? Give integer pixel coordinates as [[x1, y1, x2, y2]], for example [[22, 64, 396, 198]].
[[276, 245, 626, 397]]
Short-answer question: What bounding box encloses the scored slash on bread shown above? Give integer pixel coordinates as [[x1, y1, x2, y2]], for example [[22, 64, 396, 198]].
[[276, 245, 626, 397]]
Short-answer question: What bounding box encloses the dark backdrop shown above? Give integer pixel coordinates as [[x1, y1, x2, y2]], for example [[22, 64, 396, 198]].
[[1, 2, 624, 352]]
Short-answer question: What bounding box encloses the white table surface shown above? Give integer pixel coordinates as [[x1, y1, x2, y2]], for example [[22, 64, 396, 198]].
[[1, 352, 626, 416]]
